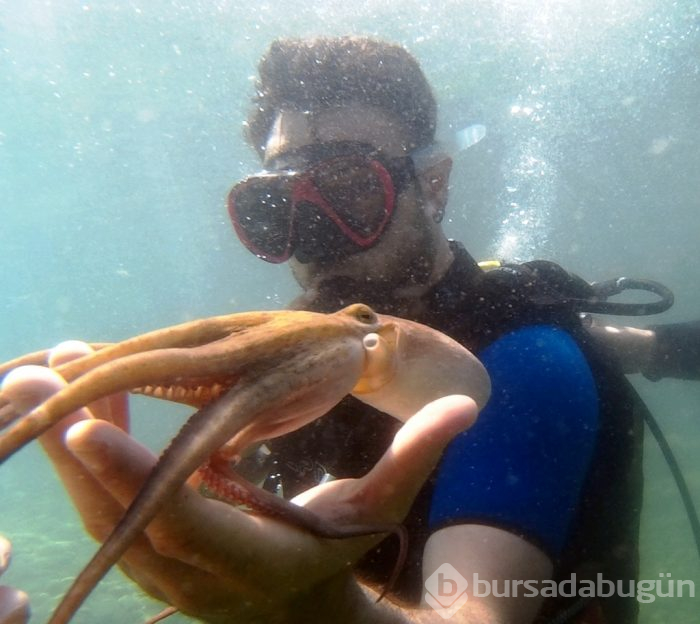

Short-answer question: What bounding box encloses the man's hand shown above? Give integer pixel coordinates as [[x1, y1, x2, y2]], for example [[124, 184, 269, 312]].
[[1, 341, 477, 624]]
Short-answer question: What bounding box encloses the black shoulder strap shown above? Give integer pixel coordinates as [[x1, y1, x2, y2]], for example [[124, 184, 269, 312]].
[[424, 244, 673, 353], [423, 247, 589, 351]]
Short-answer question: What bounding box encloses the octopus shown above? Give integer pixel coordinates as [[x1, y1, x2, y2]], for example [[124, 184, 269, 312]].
[[0, 304, 490, 624]]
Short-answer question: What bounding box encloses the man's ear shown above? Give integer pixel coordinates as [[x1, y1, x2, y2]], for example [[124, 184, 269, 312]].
[[416, 156, 453, 222]]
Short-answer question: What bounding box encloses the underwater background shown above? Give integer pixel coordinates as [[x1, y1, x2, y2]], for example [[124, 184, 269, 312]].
[[1, 0, 698, 621]]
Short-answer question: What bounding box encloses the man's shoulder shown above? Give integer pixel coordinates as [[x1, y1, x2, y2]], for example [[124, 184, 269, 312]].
[[480, 324, 591, 370], [478, 324, 599, 414]]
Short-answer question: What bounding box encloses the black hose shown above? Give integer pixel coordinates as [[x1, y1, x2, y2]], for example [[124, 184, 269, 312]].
[[582, 278, 675, 316], [640, 403, 700, 561]]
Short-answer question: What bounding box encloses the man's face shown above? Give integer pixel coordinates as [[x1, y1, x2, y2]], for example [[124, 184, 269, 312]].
[[261, 105, 438, 304]]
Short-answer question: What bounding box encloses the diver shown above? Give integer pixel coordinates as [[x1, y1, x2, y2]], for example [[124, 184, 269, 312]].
[[3, 36, 700, 624]]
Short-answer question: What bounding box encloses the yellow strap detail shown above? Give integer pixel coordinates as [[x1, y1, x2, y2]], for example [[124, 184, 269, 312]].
[[477, 260, 502, 272]]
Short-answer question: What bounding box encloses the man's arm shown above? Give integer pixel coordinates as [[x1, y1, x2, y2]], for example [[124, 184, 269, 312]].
[[401, 325, 600, 624], [349, 526, 552, 624], [586, 319, 700, 379], [421, 525, 551, 623], [585, 322, 656, 373]]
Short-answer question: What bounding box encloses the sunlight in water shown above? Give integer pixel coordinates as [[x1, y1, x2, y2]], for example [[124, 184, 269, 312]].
[[494, 112, 556, 262], [486, 0, 660, 261]]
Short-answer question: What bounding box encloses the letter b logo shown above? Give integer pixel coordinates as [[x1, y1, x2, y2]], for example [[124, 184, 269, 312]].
[[437, 572, 458, 597], [425, 563, 469, 618]]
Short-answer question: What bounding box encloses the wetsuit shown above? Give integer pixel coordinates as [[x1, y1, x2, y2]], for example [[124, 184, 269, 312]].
[[268, 241, 696, 623], [643, 320, 700, 381]]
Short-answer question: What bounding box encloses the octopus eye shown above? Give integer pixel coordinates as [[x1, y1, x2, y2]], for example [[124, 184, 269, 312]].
[[350, 304, 377, 325]]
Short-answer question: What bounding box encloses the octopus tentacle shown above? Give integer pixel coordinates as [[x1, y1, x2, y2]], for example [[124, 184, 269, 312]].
[[0, 312, 278, 429], [0, 345, 113, 429], [0, 309, 361, 461], [51, 312, 276, 383]]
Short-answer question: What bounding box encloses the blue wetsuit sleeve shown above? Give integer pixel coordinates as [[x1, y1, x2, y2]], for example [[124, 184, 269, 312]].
[[428, 325, 599, 557]]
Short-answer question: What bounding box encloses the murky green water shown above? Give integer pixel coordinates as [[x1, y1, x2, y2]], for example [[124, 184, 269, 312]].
[[1, 1, 698, 621]]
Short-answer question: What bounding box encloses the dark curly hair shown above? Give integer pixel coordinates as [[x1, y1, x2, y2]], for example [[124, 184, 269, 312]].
[[245, 36, 437, 156]]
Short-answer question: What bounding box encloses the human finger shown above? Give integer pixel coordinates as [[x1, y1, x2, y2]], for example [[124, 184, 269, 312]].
[[50, 417, 251, 617], [299, 395, 477, 526], [0, 366, 135, 544], [48, 341, 130, 431], [364, 394, 477, 518], [0, 587, 30, 624], [0, 536, 10, 576], [1, 365, 95, 458], [0, 535, 30, 624], [67, 418, 363, 595], [67, 419, 295, 572]]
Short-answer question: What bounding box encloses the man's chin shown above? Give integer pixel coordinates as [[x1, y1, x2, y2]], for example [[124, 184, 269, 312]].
[[289, 256, 357, 290], [288, 273, 406, 314]]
